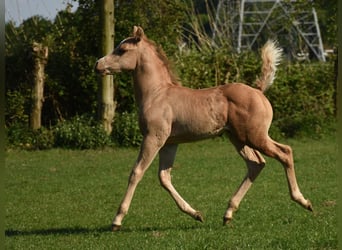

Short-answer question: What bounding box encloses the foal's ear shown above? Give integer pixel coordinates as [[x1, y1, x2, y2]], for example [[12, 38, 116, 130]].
[[133, 26, 144, 41]]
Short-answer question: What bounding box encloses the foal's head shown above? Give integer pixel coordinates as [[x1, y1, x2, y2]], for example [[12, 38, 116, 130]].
[[96, 26, 180, 85], [95, 26, 144, 75]]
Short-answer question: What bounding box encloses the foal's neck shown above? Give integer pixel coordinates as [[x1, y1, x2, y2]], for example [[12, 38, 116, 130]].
[[133, 46, 173, 104]]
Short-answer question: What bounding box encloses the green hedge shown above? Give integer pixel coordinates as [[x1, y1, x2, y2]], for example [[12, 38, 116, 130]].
[[267, 62, 336, 138], [54, 115, 111, 149], [6, 124, 54, 150], [112, 111, 142, 147], [6, 49, 336, 149], [6, 115, 112, 150]]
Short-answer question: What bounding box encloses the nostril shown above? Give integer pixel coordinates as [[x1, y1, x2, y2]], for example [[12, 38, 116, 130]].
[[94, 61, 99, 72]]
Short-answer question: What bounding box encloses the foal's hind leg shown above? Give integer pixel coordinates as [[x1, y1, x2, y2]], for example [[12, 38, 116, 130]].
[[257, 137, 312, 211], [159, 144, 204, 222], [223, 144, 266, 224]]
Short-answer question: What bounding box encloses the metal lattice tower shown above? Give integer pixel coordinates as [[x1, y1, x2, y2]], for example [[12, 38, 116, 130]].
[[213, 0, 325, 61], [213, 0, 240, 44]]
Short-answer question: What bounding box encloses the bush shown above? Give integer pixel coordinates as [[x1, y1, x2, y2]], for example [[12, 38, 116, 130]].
[[6, 115, 112, 150], [6, 124, 54, 150], [112, 111, 142, 147], [54, 115, 111, 149], [5, 89, 30, 127], [267, 62, 336, 138]]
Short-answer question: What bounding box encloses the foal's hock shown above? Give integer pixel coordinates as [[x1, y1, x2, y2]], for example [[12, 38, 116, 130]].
[[95, 26, 312, 231]]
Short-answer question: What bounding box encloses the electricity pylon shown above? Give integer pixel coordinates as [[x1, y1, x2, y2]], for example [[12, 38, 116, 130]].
[[213, 0, 325, 61]]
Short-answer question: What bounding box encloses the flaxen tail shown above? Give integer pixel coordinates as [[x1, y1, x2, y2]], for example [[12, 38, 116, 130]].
[[255, 40, 282, 92]]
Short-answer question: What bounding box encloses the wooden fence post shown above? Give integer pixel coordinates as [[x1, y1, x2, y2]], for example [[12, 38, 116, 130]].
[[99, 0, 115, 135], [30, 42, 48, 130]]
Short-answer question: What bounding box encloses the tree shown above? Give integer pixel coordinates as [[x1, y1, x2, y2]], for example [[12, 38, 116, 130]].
[[5, 17, 53, 127], [99, 0, 115, 134]]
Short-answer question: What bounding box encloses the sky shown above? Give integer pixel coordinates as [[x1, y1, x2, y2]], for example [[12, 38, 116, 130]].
[[5, 0, 78, 25]]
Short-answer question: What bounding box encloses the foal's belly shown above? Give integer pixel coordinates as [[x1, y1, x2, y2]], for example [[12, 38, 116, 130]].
[[166, 120, 227, 144]]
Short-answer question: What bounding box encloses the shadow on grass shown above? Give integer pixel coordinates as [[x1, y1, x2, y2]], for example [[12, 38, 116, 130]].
[[5, 226, 111, 237], [6, 224, 205, 237]]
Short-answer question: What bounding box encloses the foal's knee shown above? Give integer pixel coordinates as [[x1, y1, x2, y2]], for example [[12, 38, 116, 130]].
[[278, 144, 293, 167], [281, 144, 292, 157], [129, 168, 144, 184]]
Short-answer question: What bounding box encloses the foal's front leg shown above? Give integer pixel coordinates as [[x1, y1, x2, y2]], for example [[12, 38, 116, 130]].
[[112, 135, 162, 231], [159, 144, 204, 222]]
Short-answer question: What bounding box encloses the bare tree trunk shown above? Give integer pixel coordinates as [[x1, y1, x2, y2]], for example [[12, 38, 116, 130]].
[[30, 42, 48, 130], [99, 0, 115, 134]]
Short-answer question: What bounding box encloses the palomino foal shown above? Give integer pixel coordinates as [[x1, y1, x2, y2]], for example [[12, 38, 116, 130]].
[[95, 26, 312, 231]]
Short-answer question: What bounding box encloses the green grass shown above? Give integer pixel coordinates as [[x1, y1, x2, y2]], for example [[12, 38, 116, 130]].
[[5, 136, 337, 249]]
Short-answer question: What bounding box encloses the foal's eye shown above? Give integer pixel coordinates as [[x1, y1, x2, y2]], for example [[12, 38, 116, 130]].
[[114, 48, 125, 55]]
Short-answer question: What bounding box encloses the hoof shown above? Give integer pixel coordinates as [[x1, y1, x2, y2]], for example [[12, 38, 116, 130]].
[[306, 200, 313, 212], [223, 217, 232, 226], [111, 224, 121, 232], [194, 211, 204, 222]]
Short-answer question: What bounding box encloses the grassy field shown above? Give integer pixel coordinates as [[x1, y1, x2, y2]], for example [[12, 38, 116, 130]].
[[5, 136, 337, 249]]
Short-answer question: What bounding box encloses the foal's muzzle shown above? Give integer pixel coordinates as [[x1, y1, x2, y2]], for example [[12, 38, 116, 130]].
[[94, 60, 100, 73], [94, 60, 106, 75]]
